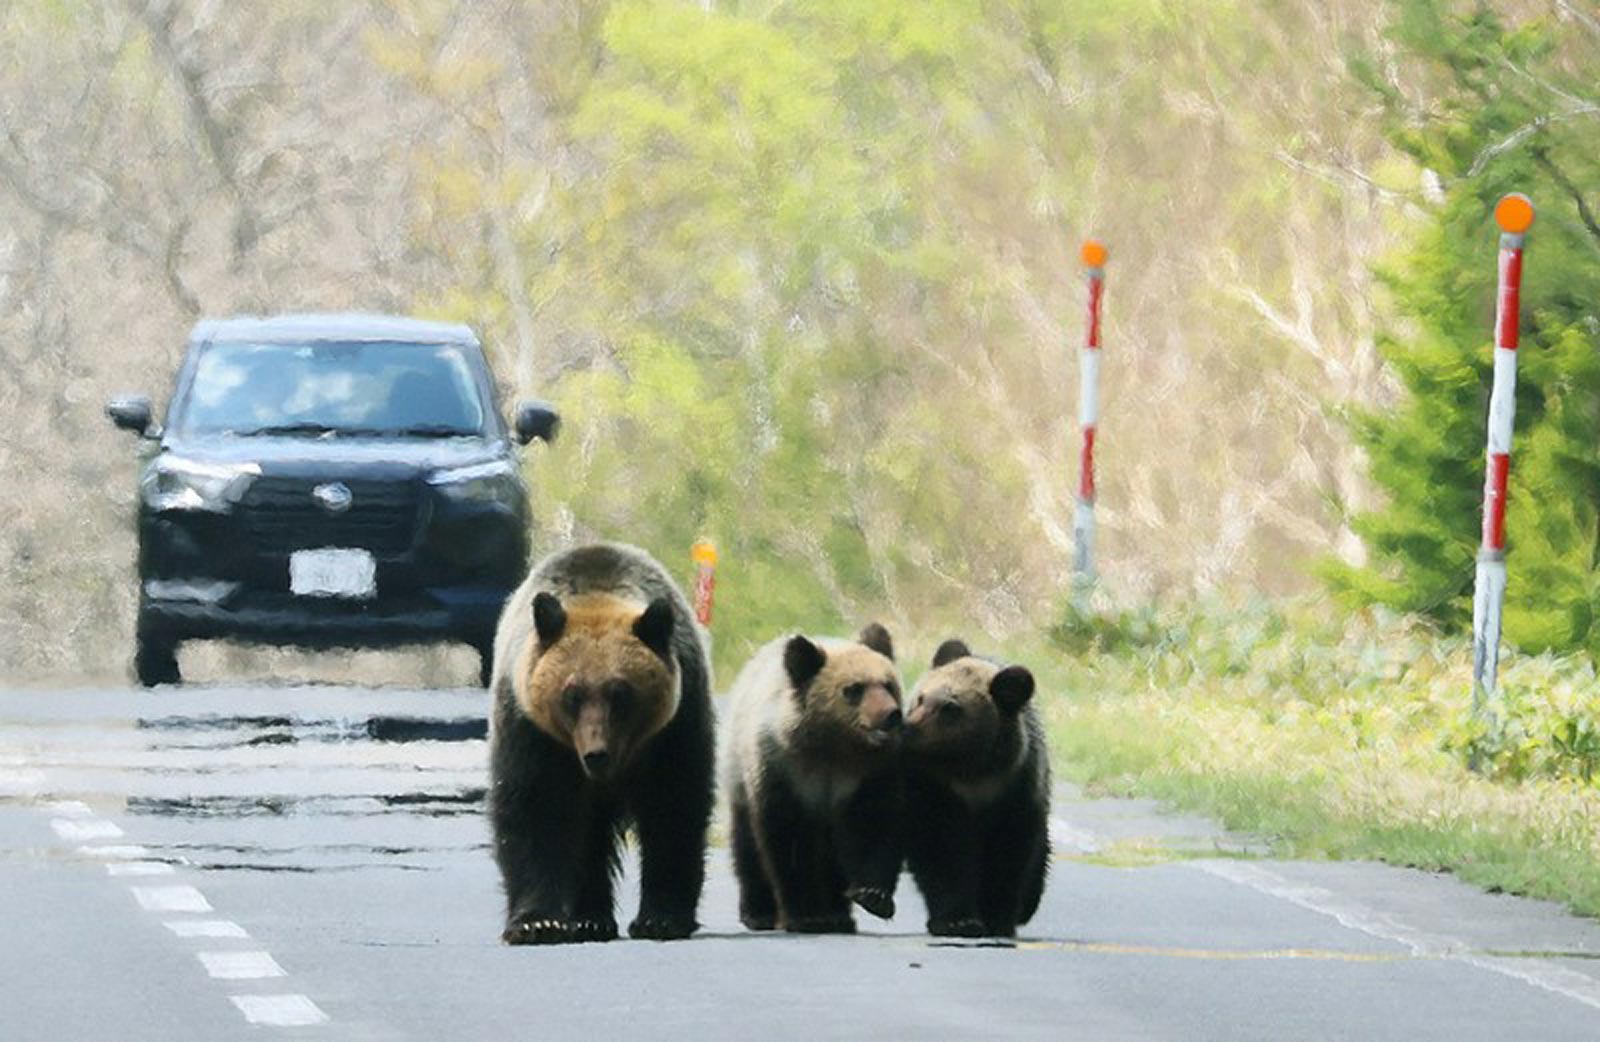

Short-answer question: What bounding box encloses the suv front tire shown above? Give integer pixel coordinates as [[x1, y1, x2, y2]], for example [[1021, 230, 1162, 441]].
[[134, 605, 182, 687]]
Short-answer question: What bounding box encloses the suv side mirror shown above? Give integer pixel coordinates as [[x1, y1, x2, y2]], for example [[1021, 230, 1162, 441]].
[[107, 395, 156, 437], [512, 400, 560, 445]]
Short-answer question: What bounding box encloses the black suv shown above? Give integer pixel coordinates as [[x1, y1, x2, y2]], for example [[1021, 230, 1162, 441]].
[[108, 314, 557, 687]]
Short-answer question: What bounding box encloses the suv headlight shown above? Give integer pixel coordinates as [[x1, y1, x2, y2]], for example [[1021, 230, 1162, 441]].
[[142, 457, 259, 513], [428, 459, 523, 509]]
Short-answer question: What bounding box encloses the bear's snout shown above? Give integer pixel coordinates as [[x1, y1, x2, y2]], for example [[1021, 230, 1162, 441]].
[[861, 688, 903, 738]]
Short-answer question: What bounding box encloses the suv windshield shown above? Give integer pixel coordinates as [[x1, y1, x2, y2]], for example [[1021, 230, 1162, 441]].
[[178, 341, 488, 438]]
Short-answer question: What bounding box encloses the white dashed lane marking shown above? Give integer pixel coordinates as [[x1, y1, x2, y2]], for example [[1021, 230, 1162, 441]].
[[52, 818, 124, 841], [106, 861, 175, 876], [230, 994, 330, 1027], [130, 885, 214, 914], [79, 844, 153, 860], [37, 760, 330, 1028], [165, 920, 250, 939], [0, 768, 47, 794], [198, 950, 287, 980]]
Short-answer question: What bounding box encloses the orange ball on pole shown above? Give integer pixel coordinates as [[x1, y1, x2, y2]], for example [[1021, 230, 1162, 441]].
[[1495, 193, 1535, 235]]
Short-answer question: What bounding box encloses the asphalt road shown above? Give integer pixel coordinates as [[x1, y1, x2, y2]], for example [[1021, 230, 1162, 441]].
[[3, 684, 1600, 1041]]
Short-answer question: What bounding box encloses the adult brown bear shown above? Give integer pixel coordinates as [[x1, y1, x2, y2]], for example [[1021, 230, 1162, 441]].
[[488, 542, 713, 944]]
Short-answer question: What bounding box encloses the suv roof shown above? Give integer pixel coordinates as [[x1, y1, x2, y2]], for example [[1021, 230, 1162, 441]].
[[190, 313, 480, 347]]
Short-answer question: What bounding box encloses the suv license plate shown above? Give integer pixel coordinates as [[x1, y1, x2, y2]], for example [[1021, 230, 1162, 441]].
[[290, 549, 377, 599]]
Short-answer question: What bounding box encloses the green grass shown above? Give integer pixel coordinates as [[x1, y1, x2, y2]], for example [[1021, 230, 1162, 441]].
[[1016, 597, 1600, 918]]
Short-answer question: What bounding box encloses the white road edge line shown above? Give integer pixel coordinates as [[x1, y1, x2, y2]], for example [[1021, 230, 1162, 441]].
[[130, 885, 213, 914], [1193, 860, 1600, 1012], [198, 951, 286, 980], [165, 920, 250, 939], [1049, 814, 1102, 854], [230, 994, 329, 1027]]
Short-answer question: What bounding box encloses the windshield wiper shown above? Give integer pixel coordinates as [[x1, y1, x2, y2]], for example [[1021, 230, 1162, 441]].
[[227, 422, 477, 439], [383, 424, 479, 438], [230, 422, 346, 438]]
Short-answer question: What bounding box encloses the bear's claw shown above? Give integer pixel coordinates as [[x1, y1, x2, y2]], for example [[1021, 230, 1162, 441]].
[[628, 913, 697, 941], [927, 915, 988, 938], [502, 917, 571, 945], [785, 913, 856, 934], [846, 885, 895, 920], [502, 916, 618, 945]]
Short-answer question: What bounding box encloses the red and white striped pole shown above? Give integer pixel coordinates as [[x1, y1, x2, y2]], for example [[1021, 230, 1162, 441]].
[[1471, 193, 1534, 726], [691, 539, 718, 627], [1073, 239, 1108, 605]]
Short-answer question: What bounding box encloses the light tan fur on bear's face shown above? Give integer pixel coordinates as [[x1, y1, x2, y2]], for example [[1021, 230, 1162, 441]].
[[794, 643, 903, 755], [516, 593, 677, 777], [905, 658, 1007, 759]]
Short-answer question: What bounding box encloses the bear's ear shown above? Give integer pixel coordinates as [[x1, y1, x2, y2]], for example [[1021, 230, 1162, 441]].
[[784, 635, 826, 697], [989, 665, 1035, 715], [533, 592, 566, 647], [857, 622, 894, 661], [932, 638, 971, 668], [632, 597, 675, 662]]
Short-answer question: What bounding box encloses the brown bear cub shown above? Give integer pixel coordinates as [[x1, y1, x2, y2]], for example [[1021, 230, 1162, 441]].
[[488, 543, 713, 945], [903, 639, 1050, 938], [723, 624, 905, 933]]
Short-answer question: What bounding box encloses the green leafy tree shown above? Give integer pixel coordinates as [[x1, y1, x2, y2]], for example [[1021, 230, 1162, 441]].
[[1331, 1, 1600, 654]]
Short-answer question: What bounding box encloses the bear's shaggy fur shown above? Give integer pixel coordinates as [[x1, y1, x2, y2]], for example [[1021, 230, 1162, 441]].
[[488, 542, 713, 944], [723, 624, 905, 933], [902, 639, 1049, 937]]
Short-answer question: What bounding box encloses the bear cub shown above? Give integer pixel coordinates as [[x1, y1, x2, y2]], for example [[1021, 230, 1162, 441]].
[[903, 638, 1050, 938], [724, 623, 905, 933], [488, 542, 714, 944]]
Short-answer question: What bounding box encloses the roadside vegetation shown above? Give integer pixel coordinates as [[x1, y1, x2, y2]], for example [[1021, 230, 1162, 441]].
[[1031, 599, 1600, 917], [6, 0, 1599, 918]]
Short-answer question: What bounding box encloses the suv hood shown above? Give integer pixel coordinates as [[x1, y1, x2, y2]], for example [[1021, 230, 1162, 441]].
[[156, 435, 510, 478]]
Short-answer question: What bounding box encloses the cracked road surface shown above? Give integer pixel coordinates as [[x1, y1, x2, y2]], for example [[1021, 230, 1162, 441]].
[[3, 685, 1599, 1041]]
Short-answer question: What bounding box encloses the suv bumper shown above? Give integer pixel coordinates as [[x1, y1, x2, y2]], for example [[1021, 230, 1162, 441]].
[[141, 583, 510, 649]]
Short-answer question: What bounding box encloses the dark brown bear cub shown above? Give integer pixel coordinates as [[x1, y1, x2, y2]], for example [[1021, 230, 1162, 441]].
[[903, 639, 1050, 938], [723, 624, 905, 933], [488, 542, 713, 944]]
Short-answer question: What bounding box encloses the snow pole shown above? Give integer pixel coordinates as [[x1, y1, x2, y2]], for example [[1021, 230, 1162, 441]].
[[1073, 239, 1107, 609], [1470, 193, 1533, 748], [691, 539, 718, 627]]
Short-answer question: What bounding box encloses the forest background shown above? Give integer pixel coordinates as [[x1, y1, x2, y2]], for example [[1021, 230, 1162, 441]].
[[3, 0, 1597, 700]]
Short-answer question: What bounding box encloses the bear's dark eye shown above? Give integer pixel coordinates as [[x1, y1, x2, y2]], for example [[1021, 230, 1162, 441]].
[[938, 702, 964, 721], [605, 680, 634, 715], [561, 684, 583, 717], [843, 682, 866, 706]]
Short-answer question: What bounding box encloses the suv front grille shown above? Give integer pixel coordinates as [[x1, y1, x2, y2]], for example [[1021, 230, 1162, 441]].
[[240, 477, 423, 556]]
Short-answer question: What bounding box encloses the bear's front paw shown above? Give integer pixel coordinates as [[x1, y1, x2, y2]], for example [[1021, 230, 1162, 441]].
[[845, 885, 896, 920], [740, 911, 778, 932], [569, 917, 619, 943], [628, 913, 697, 941], [927, 916, 987, 938], [502, 916, 576, 945], [785, 913, 856, 935]]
